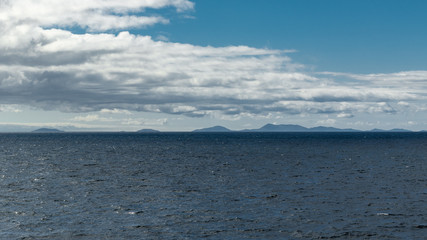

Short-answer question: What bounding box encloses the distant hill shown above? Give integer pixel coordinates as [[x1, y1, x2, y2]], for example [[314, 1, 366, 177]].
[[244, 124, 358, 132], [369, 128, 387, 132], [389, 128, 412, 132], [193, 126, 232, 132], [137, 129, 160, 133], [309, 126, 359, 132], [192, 124, 416, 133], [369, 128, 412, 132], [254, 124, 308, 132], [32, 128, 64, 133]]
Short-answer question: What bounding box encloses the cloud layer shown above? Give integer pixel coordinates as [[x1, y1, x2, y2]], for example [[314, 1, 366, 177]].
[[0, 0, 194, 31], [1, 0, 426, 121]]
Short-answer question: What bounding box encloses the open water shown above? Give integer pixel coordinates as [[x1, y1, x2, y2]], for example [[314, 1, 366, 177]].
[[0, 132, 426, 239]]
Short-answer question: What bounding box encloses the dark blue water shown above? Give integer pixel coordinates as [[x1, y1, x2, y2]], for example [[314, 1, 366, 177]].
[[0, 132, 426, 239]]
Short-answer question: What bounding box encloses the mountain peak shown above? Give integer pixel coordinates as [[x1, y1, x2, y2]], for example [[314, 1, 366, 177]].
[[32, 128, 64, 133], [193, 126, 231, 132]]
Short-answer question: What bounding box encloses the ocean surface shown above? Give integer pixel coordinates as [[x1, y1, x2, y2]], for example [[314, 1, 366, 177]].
[[0, 132, 426, 239]]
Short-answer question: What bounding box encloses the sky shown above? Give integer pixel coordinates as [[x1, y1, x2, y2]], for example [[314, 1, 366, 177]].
[[0, 0, 427, 132]]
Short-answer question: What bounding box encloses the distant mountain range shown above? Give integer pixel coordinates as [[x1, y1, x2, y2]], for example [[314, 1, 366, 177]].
[[241, 123, 359, 132], [24, 124, 421, 133], [193, 124, 416, 133]]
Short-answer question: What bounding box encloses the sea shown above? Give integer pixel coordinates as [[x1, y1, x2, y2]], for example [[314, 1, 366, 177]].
[[0, 132, 425, 239]]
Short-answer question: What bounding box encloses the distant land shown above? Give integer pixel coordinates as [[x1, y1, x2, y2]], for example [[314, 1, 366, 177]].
[[369, 128, 412, 132], [137, 129, 160, 133], [32, 128, 64, 133], [193, 126, 232, 132], [193, 124, 416, 133], [20, 124, 423, 133], [241, 124, 359, 132]]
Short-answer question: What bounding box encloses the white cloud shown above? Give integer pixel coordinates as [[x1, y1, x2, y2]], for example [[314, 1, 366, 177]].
[[0, 104, 23, 113], [72, 114, 111, 122], [156, 35, 170, 42], [407, 121, 416, 126], [318, 71, 427, 93], [0, 0, 426, 124], [397, 101, 410, 106], [71, 113, 167, 128], [316, 119, 336, 126], [121, 117, 168, 126], [337, 113, 354, 118], [319, 71, 427, 82], [0, 0, 194, 32], [100, 108, 132, 115]]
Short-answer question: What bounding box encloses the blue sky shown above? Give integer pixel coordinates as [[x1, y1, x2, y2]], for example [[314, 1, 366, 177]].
[[0, 0, 427, 131], [147, 0, 427, 73]]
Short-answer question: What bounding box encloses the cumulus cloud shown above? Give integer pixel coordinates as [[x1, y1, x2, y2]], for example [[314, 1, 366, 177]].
[[100, 108, 132, 115], [0, 0, 426, 121], [316, 119, 336, 126], [0, 0, 194, 31], [337, 113, 354, 118], [0, 104, 23, 113], [72, 114, 112, 122], [70, 113, 166, 127]]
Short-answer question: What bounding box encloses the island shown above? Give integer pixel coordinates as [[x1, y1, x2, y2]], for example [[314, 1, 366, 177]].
[[32, 128, 64, 133], [137, 129, 160, 133], [193, 126, 232, 132]]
